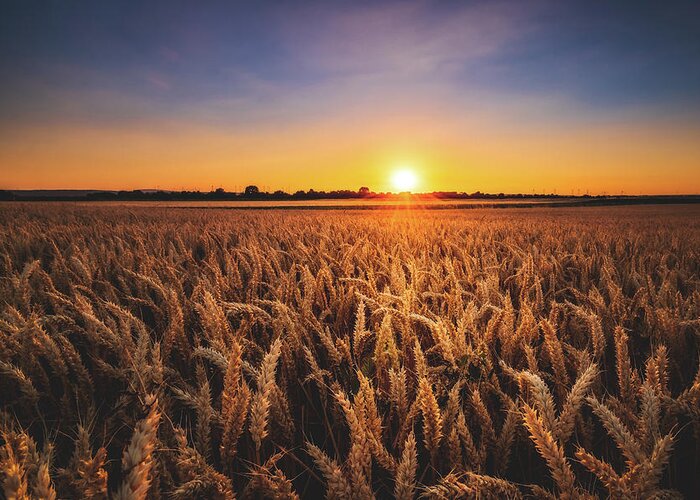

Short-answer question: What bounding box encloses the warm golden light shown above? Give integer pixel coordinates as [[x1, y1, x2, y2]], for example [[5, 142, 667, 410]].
[[391, 168, 418, 192]]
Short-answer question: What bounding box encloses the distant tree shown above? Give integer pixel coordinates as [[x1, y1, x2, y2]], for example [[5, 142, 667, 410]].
[[215, 187, 225, 194], [358, 186, 370, 196], [244, 185, 259, 196]]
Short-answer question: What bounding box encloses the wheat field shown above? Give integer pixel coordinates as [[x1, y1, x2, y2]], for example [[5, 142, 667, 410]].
[[0, 204, 699, 499]]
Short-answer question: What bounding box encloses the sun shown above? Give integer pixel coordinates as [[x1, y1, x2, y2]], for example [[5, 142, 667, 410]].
[[391, 168, 418, 192]]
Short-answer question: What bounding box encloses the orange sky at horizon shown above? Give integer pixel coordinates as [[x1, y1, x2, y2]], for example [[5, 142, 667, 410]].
[[2, 115, 699, 195]]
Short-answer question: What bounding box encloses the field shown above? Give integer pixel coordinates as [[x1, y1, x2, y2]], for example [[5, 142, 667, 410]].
[[1, 204, 699, 499]]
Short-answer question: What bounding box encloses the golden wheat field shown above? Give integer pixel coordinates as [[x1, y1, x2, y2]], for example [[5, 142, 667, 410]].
[[1, 204, 699, 499]]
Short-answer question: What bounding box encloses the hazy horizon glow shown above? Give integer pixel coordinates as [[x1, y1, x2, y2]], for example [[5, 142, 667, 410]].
[[1, 1, 700, 194]]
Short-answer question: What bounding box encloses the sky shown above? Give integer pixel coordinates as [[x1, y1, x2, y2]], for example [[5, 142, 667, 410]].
[[1, 0, 699, 194]]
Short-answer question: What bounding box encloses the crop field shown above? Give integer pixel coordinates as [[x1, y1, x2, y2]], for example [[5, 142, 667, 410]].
[[0, 204, 699, 499]]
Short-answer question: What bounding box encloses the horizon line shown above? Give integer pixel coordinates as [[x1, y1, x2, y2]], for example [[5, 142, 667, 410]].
[[3, 188, 700, 198]]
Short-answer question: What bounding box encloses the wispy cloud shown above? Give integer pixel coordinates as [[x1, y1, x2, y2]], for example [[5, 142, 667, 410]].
[[275, 1, 533, 78], [145, 73, 170, 90], [158, 46, 180, 63]]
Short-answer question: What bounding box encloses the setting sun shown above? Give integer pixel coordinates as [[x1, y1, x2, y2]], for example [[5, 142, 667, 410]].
[[391, 168, 418, 192]]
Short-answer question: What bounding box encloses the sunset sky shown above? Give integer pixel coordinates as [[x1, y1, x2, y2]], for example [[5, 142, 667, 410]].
[[1, 1, 700, 194]]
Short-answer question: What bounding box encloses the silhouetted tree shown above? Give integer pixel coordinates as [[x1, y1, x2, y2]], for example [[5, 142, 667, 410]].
[[358, 186, 370, 196], [244, 185, 259, 196]]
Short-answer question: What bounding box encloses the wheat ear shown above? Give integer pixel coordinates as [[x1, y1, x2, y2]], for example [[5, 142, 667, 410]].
[[587, 396, 645, 466], [250, 338, 282, 453], [306, 442, 353, 499], [418, 377, 443, 458], [113, 396, 161, 500], [556, 363, 599, 444], [522, 403, 576, 499], [394, 431, 417, 500]]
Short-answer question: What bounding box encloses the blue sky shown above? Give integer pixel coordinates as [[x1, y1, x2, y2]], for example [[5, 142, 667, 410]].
[[2, 1, 699, 124]]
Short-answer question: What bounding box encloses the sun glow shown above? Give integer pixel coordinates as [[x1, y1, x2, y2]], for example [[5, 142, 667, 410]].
[[391, 168, 418, 192]]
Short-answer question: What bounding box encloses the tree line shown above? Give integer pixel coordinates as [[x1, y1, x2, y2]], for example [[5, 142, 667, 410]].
[[0, 186, 582, 202]]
